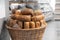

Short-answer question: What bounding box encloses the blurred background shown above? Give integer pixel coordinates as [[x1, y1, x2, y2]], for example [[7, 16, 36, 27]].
[[1, 0, 60, 40]]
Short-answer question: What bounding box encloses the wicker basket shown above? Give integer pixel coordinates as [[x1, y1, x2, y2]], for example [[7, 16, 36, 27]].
[[6, 25, 46, 40]]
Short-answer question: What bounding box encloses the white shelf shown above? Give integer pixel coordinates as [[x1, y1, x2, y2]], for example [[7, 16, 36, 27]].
[[39, 2, 49, 4], [54, 15, 60, 20], [56, 2, 60, 4], [54, 17, 60, 19], [56, 0, 60, 2], [54, 12, 60, 15], [55, 7, 60, 10], [55, 5, 60, 7], [55, 9, 60, 11]]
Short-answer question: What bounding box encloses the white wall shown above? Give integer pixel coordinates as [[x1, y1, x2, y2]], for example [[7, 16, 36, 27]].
[[0, 0, 6, 18], [0, 0, 9, 34], [5, 0, 9, 18], [0, 0, 9, 18]]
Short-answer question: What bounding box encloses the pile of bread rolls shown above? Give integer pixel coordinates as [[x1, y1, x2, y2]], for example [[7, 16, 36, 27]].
[[7, 8, 47, 29]]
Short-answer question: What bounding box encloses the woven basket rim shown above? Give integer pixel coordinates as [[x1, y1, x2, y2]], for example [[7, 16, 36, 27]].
[[6, 25, 46, 31]]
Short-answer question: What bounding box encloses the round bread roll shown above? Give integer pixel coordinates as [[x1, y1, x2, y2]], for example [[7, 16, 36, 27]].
[[8, 19, 14, 27], [12, 9, 16, 14], [24, 22, 30, 29], [15, 10, 21, 15], [15, 15, 31, 22], [14, 14, 20, 20], [30, 22, 35, 28], [40, 20, 47, 26], [11, 14, 17, 20], [11, 14, 21, 20], [12, 20, 17, 25], [35, 22, 41, 28], [13, 24, 20, 28], [32, 15, 44, 21], [18, 21, 23, 29], [6, 17, 12, 26], [12, 20, 21, 28], [39, 14, 44, 20], [31, 16, 36, 21], [33, 9, 42, 16], [21, 8, 33, 15]]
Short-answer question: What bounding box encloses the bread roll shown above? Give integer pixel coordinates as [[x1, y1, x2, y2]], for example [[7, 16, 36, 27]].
[[38, 14, 44, 20], [32, 16, 36, 21], [12, 20, 21, 28], [32, 15, 44, 21], [8, 19, 14, 27], [6, 17, 11, 26], [35, 22, 40, 28], [21, 8, 33, 15], [40, 20, 47, 26], [13, 24, 20, 28], [16, 15, 31, 22], [30, 22, 35, 28], [11, 14, 16, 20], [15, 10, 21, 15], [33, 10, 42, 16], [12, 9, 16, 14], [18, 21, 23, 29], [24, 22, 30, 29], [12, 20, 17, 25], [14, 15, 20, 20]]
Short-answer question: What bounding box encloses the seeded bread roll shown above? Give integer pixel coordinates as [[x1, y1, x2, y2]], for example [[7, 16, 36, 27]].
[[21, 8, 33, 15], [15, 15, 31, 22], [35, 22, 41, 28], [33, 10, 42, 16], [24, 22, 30, 29], [32, 15, 44, 21], [30, 22, 35, 28]]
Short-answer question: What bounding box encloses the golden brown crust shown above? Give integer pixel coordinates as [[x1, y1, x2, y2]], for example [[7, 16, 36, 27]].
[[30, 22, 35, 28], [35, 22, 41, 28], [7, 8, 47, 29], [8, 19, 15, 27], [40, 20, 47, 27], [24, 22, 30, 29], [18, 21, 23, 29], [33, 10, 42, 16], [21, 8, 33, 15], [12, 9, 16, 14], [16, 15, 31, 21], [15, 10, 22, 15], [32, 15, 44, 21]]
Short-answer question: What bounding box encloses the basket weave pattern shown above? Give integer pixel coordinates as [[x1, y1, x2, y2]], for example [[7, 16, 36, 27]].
[[7, 26, 46, 40]]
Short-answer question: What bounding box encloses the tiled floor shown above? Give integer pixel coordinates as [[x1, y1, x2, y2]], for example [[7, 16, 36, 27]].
[[0, 21, 60, 40]]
